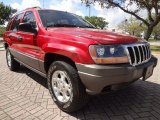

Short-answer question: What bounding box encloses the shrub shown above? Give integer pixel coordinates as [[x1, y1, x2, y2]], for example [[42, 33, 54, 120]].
[[0, 27, 5, 37]]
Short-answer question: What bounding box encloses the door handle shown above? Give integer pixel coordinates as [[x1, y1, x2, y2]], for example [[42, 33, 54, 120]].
[[17, 36, 23, 41]]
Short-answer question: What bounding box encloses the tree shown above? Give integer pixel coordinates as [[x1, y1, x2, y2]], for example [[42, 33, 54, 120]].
[[152, 23, 160, 39], [118, 18, 146, 37], [0, 2, 17, 25], [82, 0, 160, 41], [0, 26, 5, 37], [85, 16, 108, 29]]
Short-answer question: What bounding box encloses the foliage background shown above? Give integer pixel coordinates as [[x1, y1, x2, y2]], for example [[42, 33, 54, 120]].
[[0, 27, 5, 37]]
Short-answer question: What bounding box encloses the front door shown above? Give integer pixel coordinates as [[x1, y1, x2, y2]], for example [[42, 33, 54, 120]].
[[11, 11, 41, 71]]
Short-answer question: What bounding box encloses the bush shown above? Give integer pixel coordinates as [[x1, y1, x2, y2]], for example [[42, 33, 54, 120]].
[[150, 45, 160, 52], [0, 27, 6, 37]]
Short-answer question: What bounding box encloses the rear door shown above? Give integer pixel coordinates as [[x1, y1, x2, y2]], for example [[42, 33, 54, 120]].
[[6, 13, 23, 49], [3, 17, 15, 47]]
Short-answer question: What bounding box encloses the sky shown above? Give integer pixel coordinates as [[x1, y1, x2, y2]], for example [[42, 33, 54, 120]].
[[0, 0, 141, 29]]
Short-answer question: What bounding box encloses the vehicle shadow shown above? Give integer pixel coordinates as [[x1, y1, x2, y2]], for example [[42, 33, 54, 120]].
[[18, 66, 48, 89], [20, 66, 160, 120]]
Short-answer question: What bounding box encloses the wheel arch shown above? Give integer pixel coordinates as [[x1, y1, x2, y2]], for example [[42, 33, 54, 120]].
[[4, 42, 8, 50], [44, 52, 77, 73]]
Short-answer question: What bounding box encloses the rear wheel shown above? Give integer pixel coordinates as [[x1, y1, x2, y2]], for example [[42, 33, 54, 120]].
[[6, 48, 20, 71], [47, 61, 89, 112]]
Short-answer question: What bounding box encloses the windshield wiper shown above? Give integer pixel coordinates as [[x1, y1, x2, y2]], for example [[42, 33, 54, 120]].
[[76, 25, 96, 29], [83, 26, 95, 28], [46, 24, 77, 28], [46, 24, 96, 29]]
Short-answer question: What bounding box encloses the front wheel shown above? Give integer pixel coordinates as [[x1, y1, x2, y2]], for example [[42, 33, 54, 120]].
[[47, 61, 89, 113], [6, 48, 20, 71]]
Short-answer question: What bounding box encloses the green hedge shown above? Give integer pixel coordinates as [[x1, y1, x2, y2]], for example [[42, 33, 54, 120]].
[[150, 45, 160, 52], [0, 27, 6, 37]]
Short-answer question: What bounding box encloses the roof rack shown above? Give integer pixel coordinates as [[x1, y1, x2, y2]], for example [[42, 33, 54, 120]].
[[25, 6, 41, 10], [12, 7, 41, 17]]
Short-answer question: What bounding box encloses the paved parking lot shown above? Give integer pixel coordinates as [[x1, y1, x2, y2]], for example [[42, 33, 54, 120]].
[[149, 41, 160, 46], [0, 50, 160, 120], [0, 38, 4, 51]]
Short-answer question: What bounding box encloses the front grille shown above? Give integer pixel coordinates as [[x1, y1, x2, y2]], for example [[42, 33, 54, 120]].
[[124, 43, 151, 66]]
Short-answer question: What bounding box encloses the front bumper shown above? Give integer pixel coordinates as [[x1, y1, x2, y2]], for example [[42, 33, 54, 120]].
[[76, 56, 157, 95]]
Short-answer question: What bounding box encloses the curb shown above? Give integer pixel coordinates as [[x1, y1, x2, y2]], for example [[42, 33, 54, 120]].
[[0, 37, 3, 43], [152, 52, 160, 56], [0, 48, 4, 51], [0, 47, 4, 51], [0, 42, 4, 51]]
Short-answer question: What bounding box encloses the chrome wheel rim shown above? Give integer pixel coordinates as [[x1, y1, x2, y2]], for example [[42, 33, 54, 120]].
[[52, 70, 72, 103], [7, 51, 11, 67]]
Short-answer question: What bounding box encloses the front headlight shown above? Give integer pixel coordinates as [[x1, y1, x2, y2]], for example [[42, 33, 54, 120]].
[[89, 45, 129, 64]]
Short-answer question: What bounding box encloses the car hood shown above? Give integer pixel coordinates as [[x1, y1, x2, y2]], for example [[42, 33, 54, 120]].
[[47, 28, 139, 44]]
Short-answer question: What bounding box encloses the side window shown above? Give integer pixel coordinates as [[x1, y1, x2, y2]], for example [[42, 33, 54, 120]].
[[10, 14, 23, 32], [6, 19, 13, 31], [22, 11, 37, 28]]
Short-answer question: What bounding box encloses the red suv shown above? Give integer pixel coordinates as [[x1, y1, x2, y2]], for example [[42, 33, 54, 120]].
[[3, 7, 157, 112]]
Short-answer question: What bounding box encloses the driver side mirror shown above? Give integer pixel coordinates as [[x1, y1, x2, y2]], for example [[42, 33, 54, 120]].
[[18, 23, 38, 35]]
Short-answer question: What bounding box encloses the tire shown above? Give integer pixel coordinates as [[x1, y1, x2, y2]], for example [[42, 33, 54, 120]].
[[6, 48, 20, 71], [47, 61, 89, 113]]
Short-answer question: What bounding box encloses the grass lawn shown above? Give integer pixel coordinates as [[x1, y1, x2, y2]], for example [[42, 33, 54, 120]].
[[149, 38, 155, 41], [150, 45, 160, 52]]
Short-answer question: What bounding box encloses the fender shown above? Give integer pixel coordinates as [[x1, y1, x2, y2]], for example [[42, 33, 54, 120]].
[[42, 42, 94, 64]]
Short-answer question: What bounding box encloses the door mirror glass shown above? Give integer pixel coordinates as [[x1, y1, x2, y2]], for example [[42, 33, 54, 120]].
[[18, 23, 38, 34]]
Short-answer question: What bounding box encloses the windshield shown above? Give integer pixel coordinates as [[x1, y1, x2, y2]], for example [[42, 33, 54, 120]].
[[38, 10, 95, 28]]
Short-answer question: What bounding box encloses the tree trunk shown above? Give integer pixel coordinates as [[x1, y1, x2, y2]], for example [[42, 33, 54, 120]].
[[132, 31, 135, 35], [144, 26, 154, 41]]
